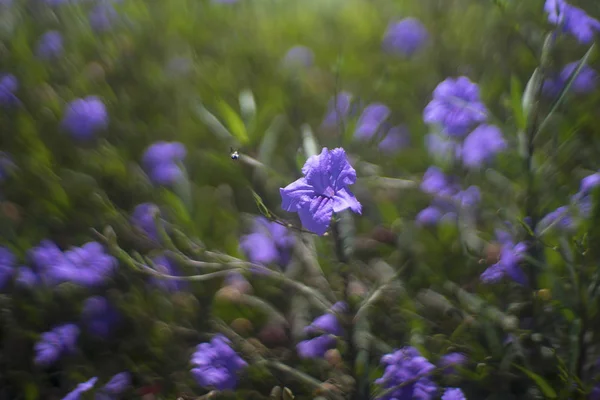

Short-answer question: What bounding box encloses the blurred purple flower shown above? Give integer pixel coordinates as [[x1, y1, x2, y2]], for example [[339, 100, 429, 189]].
[[375, 346, 437, 400], [95, 372, 131, 398], [545, 0, 600, 44], [330, 301, 348, 313], [382, 18, 429, 57], [142, 141, 187, 186], [379, 124, 410, 153], [81, 296, 120, 339], [580, 172, 600, 195], [190, 334, 248, 391], [34, 324, 80, 367], [425, 133, 461, 161], [280, 147, 361, 235], [423, 76, 488, 137], [421, 167, 459, 197], [536, 206, 575, 233], [454, 186, 481, 208], [0, 247, 15, 290], [36, 31, 63, 60], [321, 92, 353, 129], [62, 377, 97, 400], [16, 267, 39, 288], [461, 124, 507, 168], [89, 3, 118, 33], [416, 206, 443, 226], [240, 216, 294, 268], [297, 335, 337, 359], [149, 255, 186, 292], [61, 96, 108, 141], [439, 352, 467, 374], [543, 63, 598, 97], [480, 230, 528, 285], [131, 203, 162, 241], [62, 242, 117, 286], [304, 312, 343, 336], [442, 388, 466, 400], [282, 45, 314, 69], [354, 103, 391, 141], [0, 74, 20, 107]]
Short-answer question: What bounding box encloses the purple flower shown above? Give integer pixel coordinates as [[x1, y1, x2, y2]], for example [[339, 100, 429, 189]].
[[354, 103, 391, 141], [240, 216, 294, 268], [282, 46, 314, 69], [61, 96, 108, 141], [425, 133, 461, 161], [149, 255, 186, 292], [375, 346, 437, 400], [580, 172, 600, 195], [89, 3, 118, 33], [454, 186, 481, 208], [544, 63, 598, 97], [321, 92, 353, 129], [62, 377, 97, 400], [545, 0, 600, 44], [97, 372, 131, 397], [461, 124, 507, 168], [536, 206, 575, 233], [304, 313, 343, 336], [34, 324, 80, 367], [297, 335, 337, 359], [423, 77, 488, 137], [382, 18, 429, 57], [0, 247, 15, 290], [0, 74, 20, 107], [81, 296, 120, 339], [35, 31, 63, 60], [190, 334, 248, 391], [280, 147, 362, 235], [421, 167, 459, 197], [142, 141, 187, 186], [131, 203, 162, 241], [416, 206, 443, 226], [379, 125, 410, 153], [442, 388, 466, 400], [62, 242, 117, 286], [480, 230, 528, 285], [439, 352, 467, 374], [16, 267, 39, 288]]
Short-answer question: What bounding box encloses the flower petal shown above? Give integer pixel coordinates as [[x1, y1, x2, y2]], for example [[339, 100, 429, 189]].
[[332, 188, 362, 214], [298, 196, 333, 235], [280, 178, 314, 212]]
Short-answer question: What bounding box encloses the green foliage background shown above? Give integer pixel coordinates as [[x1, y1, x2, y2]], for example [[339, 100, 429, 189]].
[[1, 0, 600, 398]]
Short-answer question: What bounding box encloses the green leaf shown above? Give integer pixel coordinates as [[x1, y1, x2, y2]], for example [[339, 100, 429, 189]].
[[513, 364, 557, 398], [521, 67, 541, 127], [510, 75, 526, 131], [300, 124, 319, 158], [217, 100, 249, 145], [250, 189, 271, 218]]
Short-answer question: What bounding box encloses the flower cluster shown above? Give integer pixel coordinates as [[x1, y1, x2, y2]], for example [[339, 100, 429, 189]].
[[240, 216, 294, 269], [34, 324, 80, 367], [352, 103, 410, 153], [416, 167, 481, 226], [297, 302, 346, 359], [142, 141, 187, 186], [382, 18, 429, 57], [544, 0, 600, 44], [190, 334, 248, 391], [480, 230, 528, 285], [424, 77, 506, 168], [81, 296, 121, 339], [29, 240, 117, 287], [375, 346, 437, 400], [0, 74, 19, 107], [61, 96, 109, 141], [280, 147, 362, 235], [35, 31, 63, 60]]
